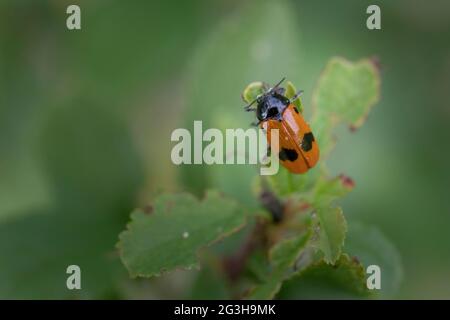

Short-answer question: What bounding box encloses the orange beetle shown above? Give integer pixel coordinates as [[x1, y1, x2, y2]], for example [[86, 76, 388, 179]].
[[244, 78, 319, 174]]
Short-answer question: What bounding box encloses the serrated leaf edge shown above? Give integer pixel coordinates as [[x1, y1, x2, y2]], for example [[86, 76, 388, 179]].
[[312, 56, 381, 130], [116, 191, 248, 278]]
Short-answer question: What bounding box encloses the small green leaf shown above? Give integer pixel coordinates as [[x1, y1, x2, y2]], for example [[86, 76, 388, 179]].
[[285, 81, 304, 113], [312, 57, 380, 157], [242, 81, 265, 104], [269, 231, 311, 269], [118, 191, 247, 278], [246, 230, 311, 299], [265, 167, 321, 197], [312, 175, 355, 205], [244, 249, 271, 284], [277, 254, 371, 299], [312, 206, 347, 264], [344, 222, 403, 298]]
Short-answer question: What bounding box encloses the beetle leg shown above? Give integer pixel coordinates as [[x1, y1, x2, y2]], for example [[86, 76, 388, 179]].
[[290, 90, 304, 102]]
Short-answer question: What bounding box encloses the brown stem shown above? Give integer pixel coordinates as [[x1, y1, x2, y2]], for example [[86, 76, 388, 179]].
[[222, 187, 285, 282], [259, 189, 284, 223], [222, 218, 267, 282]]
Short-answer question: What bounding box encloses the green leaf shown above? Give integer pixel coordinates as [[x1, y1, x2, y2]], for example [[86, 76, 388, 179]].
[[118, 191, 247, 278], [277, 254, 371, 299], [312, 57, 380, 157], [265, 166, 321, 198], [244, 249, 272, 284], [270, 231, 311, 269], [242, 81, 265, 104], [344, 222, 403, 298], [311, 175, 355, 205], [246, 230, 311, 299], [285, 81, 304, 113], [312, 206, 347, 264]]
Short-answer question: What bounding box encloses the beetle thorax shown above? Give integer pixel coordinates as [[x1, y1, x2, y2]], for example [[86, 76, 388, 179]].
[[256, 92, 290, 121]]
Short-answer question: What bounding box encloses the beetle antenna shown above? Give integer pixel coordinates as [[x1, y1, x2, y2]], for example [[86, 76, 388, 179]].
[[244, 97, 258, 110], [243, 77, 285, 110], [269, 77, 286, 92]]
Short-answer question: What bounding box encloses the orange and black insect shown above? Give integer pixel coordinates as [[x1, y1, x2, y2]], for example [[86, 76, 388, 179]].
[[244, 78, 319, 174]]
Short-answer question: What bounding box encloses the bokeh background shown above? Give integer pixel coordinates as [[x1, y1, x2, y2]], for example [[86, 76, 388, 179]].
[[1, 0, 449, 299]]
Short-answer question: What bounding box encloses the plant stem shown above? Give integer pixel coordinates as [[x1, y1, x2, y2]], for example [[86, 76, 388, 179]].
[[222, 219, 267, 282]]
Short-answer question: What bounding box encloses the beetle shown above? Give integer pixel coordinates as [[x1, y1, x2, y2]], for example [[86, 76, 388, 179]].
[[244, 78, 319, 174]]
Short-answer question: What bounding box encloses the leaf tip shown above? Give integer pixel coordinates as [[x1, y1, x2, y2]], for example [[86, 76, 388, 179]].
[[242, 81, 265, 104], [339, 174, 355, 190]]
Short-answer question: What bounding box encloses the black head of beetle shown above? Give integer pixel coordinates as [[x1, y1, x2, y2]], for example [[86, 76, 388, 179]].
[[244, 77, 291, 123], [255, 90, 290, 122]]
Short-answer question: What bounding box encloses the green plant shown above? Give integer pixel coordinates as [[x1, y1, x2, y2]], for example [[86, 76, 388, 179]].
[[117, 55, 402, 299]]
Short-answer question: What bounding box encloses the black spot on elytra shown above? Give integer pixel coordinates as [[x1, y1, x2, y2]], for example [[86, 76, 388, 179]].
[[301, 132, 315, 152], [279, 148, 298, 162], [293, 106, 299, 114]]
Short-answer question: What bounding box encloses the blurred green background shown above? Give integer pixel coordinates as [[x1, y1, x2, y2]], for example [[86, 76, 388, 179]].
[[0, 0, 449, 299]]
